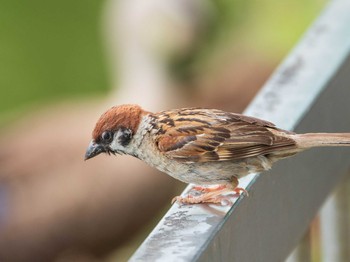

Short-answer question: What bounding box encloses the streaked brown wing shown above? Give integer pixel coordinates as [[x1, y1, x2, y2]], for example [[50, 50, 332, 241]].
[[154, 108, 297, 163]]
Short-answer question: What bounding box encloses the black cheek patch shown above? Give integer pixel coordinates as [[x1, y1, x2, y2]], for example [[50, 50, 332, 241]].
[[118, 127, 133, 147]]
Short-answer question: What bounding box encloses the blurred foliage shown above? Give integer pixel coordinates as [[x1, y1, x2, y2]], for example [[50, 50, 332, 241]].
[[171, 0, 326, 79], [0, 0, 326, 124], [0, 0, 108, 124], [190, 0, 326, 68]]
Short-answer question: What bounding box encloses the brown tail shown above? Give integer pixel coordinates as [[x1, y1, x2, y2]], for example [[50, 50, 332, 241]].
[[293, 133, 350, 149]]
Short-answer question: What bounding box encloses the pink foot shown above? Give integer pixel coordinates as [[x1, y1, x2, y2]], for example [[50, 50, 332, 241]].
[[172, 193, 233, 205], [192, 185, 249, 196], [192, 185, 227, 192]]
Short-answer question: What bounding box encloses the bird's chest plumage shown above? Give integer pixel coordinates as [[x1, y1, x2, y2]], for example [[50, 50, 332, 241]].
[[135, 131, 194, 183]]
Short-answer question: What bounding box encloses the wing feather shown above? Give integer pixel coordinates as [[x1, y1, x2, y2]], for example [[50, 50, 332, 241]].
[[153, 108, 297, 163]]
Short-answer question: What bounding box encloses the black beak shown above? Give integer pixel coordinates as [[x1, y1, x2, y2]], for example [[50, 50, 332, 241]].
[[84, 141, 106, 160]]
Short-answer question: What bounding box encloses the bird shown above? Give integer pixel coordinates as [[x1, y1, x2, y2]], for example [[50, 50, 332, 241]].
[[85, 104, 350, 205]]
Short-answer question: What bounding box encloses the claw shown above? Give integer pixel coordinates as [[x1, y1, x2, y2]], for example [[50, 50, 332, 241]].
[[233, 187, 249, 196], [171, 194, 194, 204]]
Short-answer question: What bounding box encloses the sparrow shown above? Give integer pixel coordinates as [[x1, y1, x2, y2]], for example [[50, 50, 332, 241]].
[[85, 104, 350, 205]]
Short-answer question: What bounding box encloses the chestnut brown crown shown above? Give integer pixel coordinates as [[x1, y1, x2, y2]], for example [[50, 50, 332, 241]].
[[92, 104, 145, 141]]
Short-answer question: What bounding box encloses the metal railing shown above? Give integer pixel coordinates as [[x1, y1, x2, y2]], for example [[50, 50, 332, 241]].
[[130, 0, 350, 261]]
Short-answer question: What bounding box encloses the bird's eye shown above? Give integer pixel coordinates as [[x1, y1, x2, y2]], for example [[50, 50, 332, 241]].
[[101, 131, 113, 143]]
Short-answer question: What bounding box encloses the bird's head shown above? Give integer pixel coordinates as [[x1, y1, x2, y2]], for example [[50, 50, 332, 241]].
[[85, 104, 147, 160]]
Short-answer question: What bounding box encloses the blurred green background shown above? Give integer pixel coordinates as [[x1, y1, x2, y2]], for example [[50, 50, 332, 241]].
[[0, 1, 108, 125], [0, 0, 325, 126]]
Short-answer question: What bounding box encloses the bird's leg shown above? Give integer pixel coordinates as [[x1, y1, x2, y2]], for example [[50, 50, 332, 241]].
[[173, 178, 248, 205], [171, 189, 233, 205], [191, 177, 248, 195], [172, 177, 248, 205], [192, 178, 248, 195], [192, 184, 227, 192]]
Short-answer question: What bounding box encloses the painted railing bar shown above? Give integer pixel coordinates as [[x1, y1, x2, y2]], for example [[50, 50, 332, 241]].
[[320, 173, 350, 261]]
